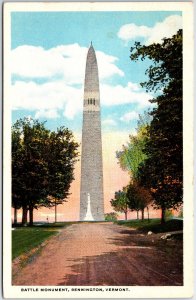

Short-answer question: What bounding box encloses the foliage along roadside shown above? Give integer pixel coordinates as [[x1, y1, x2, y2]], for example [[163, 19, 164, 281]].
[[132, 30, 183, 223], [12, 118, 79, 225], [116, 218, 183, 234], [113, 30, 183, 224]]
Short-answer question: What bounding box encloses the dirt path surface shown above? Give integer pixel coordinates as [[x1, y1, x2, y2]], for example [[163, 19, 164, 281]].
[[13, 223, 183, 286]]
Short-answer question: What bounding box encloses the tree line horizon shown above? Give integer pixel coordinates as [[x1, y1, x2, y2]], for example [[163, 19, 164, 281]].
[[12, 29, 182, 225]]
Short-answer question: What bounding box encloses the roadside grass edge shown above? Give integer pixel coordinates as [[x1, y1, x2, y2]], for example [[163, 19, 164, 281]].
[[115, 218, 183, 233]]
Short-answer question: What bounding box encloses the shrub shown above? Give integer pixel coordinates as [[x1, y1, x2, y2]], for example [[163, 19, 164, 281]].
[[105, 212, 118, 222]]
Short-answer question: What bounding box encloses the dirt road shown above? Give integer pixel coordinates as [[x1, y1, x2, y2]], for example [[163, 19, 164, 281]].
[[13, 222, 183, 286]]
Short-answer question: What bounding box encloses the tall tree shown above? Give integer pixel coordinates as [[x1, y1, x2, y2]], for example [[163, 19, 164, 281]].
[[12, 126, 23, 224], [126, 183, 141, 219], [12, 118, 50, 225], [111, 187, 129, 220], [130, 30, 183, 223], [126, 181, 152, 220], [12, 118, 79, 225], [44, 127, 79, 223], [116, 112, 152, 220], [116, 111, 150, 180]]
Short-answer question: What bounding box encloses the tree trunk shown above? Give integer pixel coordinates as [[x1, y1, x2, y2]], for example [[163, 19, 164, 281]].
[[29, 206, 34, 226], [136, 210, 139, 220], [14, 207, 17, 225], [161, 207, 166, 224], [141, 209, 144, 221], [125, 210, 127, 220], [147, 206, 150, 222], [22, 206, 28, 225], [55, 200, 57, 223]]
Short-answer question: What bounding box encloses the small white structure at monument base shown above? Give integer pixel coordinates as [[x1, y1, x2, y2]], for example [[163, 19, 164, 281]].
[[84, 193, 94, 221]]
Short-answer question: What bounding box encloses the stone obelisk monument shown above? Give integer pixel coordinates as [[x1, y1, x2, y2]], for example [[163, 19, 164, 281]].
[[80, 43, 104, 221]]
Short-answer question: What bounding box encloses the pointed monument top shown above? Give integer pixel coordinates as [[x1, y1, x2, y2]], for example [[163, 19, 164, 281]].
[[89, 41, 94, 49], [88, 42, 95, 58], [85, 40, 99, 93]]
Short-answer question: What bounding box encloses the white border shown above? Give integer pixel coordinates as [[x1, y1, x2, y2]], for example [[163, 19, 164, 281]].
[[3, 2, 194, 298]]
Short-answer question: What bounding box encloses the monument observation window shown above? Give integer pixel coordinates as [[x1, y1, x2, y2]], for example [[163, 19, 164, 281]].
[[87, 98, 96, 105]]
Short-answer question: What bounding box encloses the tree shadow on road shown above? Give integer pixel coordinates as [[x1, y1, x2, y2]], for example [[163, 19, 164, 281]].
[[58, 229, 183, 286]]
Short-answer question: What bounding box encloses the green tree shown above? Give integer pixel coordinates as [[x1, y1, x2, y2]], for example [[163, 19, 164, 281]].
[[45, 127, 79, 223], [12, 126, 23, 224], [12, 118, 50, 225], [110, 187, 129, 220], [12, 118, 79, 225], [126, 181, 152, 220], [130, 30, 183, 223], [126, 183, 141, 219], [116, 111, 150, 180]]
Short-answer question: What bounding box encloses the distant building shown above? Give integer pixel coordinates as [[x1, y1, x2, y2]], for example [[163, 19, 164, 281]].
[[80, 43, 104, 221]]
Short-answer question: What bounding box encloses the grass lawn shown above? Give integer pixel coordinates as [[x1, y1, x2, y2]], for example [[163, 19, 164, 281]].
[[116, 218, 183, 233], [12, 222, 72, 260]]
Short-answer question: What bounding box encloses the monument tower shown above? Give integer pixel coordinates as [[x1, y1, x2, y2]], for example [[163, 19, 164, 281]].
[[80, 43, 104, 221]]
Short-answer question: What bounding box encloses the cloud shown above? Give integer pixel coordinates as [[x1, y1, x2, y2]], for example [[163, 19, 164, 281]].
[[10, 44, 126, 119], [118, 15, 182, 45], [11, 80, 83, 119], [96, 51, 124, 79], [100, 82, 152, 108], [102, 119, 117, 126], [35, 109, 60, 119], [11, 44, 124, 83], [10, 44, 152, 119], [11, 80, 152, 119], [118, 24, 151, 42], [120, 111, 139, 123]]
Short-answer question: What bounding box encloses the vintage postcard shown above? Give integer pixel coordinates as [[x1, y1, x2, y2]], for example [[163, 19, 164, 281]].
[[3, 1, 194, 298]]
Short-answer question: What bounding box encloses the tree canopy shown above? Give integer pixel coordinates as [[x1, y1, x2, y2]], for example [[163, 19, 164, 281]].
[[126, 181, 153, 220], [130, 29, 182, 93], [130, 30, 183, 222], [110, 187, 129, 220], [12, 118, 79, 225], [116, 112, 150, 180]]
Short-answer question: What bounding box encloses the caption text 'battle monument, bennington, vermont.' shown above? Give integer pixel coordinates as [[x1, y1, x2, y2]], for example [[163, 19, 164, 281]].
[[80, 43, 104, 221]]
